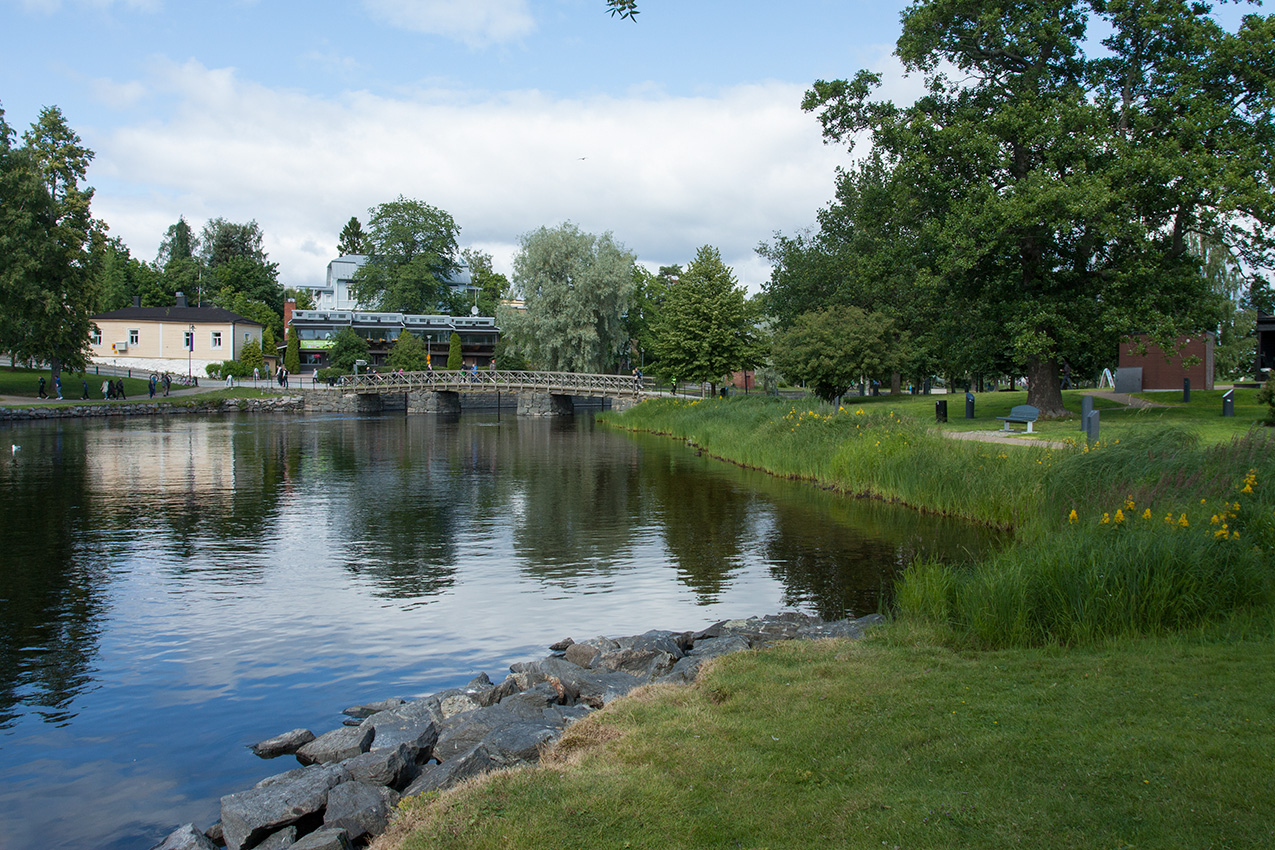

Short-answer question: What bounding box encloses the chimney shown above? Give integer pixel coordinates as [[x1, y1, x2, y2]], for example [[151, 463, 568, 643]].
[[175, 292, 188, 308], [284, 298, 296, 330], [133, 295, 141, 308]]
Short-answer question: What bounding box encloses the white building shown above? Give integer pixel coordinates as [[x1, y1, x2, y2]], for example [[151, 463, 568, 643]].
[[299, 255, 476, 312]]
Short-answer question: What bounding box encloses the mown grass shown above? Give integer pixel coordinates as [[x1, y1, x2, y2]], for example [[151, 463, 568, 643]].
[[380, 625, 1275, 850], [0, 365, 151, 400]]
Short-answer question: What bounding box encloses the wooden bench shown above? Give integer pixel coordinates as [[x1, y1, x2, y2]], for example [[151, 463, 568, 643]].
[[996, 404, 1040, 433]]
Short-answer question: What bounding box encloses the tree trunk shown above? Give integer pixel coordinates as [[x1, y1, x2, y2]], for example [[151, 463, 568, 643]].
[[890, 371, 902, 394], [1025, 357, 1066, 416]]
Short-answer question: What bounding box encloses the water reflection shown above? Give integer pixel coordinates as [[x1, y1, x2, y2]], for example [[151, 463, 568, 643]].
[[0, 412, 1003, 850]]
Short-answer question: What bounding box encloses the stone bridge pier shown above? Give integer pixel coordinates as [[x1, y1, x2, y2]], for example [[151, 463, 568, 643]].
[[517, 392, 575, 416], [407, 390, 461, 415]]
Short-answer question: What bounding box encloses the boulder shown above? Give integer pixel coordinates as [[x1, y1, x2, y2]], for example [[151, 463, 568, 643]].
[[577, 635, 620, 653], [433, 705, 519, 763], [547, 637, 574, 652], [481, 721, 559, 763], [323, 781, 400, 842], [295, 725, 374, 766], [342, 742, 417, 790], [341, 698, 405, 719], [563, 643, 601, 669], [401, 744, 507, 797], [688, 634, 753, 660], [150, 824, 217, 850], [251, 728, 316, 759], [614, 629, 686, 659], [358, 698, 441, 759], [599, 648, 677, 679], [289, 828, 353, 850], [796, 613, 884, 640], [220, 764, 349, 850]]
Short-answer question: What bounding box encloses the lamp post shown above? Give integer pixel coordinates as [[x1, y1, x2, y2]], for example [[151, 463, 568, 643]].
[[188, 323, 194, 381]]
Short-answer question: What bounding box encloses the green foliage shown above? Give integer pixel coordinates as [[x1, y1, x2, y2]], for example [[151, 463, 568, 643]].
[[351, 197, 460, 313], [156, 216, 197, 268], [1254, 377, 1275, 425], [327, 326, 368, 372], [337, 215, 367, 256], [506, 222, 636, 373], [799, 2, 1275, 415], [238, 338, 264, 373], [284, 325, 301, 374], [388, 330, 429, 371], [217, 359, 251, 379], [315, 366, 349, 382], [447, 332, 462, 370], [649, 246, 759, 390], [284, 287, 316, 310], [771, 305, 904, 401], [0, 105, 101, 378], [198, 217, 266, 268]]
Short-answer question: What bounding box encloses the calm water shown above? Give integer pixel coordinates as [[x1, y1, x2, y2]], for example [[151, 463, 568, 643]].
[[0, 412, 1001, 849]]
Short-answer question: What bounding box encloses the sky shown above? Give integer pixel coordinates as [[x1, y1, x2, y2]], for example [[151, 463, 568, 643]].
[[1, 0, 923, 293]]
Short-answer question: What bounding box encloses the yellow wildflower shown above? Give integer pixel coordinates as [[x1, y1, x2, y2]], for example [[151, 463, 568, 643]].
[[1114, 509, 1125, 524], [1101, 512, 1111, 525], [1142, 508, 1152, 520], [1178, 514, 1189, 528], [1068, 509, 1078, 525]]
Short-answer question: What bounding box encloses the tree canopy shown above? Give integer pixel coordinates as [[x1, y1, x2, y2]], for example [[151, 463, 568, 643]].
[[338, 216, 368, 256], [649, 246, 759, 391], [0, 104, 101, 377], [772, 306, 905, 402], [388, 329, 429, 371], [504, 223, 636, 373], [327, 327, 369, 372], [351, 197, 461, 314], [798, 0, 1274, 413]]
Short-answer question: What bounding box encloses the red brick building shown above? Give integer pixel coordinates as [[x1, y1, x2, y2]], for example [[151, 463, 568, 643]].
[[1119, 333, 1214, 391]]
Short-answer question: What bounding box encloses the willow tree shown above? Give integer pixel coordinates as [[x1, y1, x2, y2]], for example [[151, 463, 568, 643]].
[[507, 223, 635, 373], [803, 0, 1275, 416]]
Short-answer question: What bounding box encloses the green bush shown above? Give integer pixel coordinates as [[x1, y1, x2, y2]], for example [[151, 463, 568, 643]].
[[315, 367, 350, 383]]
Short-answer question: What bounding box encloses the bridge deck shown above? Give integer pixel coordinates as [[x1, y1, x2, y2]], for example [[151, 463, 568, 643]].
[[308, 369, 648, 398]]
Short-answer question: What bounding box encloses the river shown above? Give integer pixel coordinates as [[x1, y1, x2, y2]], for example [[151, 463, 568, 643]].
[[0, 411, 1000, 849]]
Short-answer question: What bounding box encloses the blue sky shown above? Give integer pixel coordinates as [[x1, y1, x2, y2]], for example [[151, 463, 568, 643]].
[[2, 1, 918, 291]]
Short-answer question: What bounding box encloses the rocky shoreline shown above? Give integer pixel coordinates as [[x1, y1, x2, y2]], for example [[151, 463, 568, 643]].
[[0, 396, 304, 421], [152, 612, 883, 850]]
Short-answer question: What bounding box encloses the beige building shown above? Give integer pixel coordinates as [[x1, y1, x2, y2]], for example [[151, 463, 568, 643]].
[[90, 295, 264, 377]]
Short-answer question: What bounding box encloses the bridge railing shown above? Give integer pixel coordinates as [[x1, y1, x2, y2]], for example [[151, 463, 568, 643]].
[[310, 369, 650, 396]]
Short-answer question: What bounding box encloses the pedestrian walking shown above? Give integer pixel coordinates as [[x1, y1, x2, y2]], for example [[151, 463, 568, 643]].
[[37, 377, 47, 398], [81, 379, 89, 400], [163, 373, 171, 396], [115, 378, 126, 399], [102, 379, 111, 399], [54, 376, 63, 399], [148, 374, 157, 398]]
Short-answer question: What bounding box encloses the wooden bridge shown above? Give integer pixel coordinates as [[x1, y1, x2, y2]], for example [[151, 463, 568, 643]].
[[304, 369, 650, 415]]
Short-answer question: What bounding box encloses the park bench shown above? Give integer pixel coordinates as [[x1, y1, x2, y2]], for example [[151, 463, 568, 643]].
[[996, 404, 1040, 433]]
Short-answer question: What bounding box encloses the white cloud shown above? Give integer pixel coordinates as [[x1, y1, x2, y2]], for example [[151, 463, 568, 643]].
[[86, 58, 880, 293], [362, 0, 536, 47]]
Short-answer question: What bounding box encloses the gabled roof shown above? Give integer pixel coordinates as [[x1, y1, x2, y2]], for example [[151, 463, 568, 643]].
[[91, 305, 263, 326]]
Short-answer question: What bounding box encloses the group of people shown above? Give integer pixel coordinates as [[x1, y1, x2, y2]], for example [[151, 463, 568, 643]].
[[100, 378, 129, 399], [147, 372, 173, 398]]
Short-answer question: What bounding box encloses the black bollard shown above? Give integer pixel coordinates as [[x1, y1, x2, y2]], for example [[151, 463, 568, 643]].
[[965, 392, 975, 419], [936, 399, 948, 423], [1183, 377, 1191, 403], [1223, 389, 1234, 417]]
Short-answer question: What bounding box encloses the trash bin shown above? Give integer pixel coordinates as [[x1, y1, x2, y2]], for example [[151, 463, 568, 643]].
[[965, 392, 975, 419], [936, 400, 948, 423]]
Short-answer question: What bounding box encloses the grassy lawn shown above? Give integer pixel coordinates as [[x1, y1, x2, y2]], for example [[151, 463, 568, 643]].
[[384, 622, 1275, 850], [830, 386, 1268, 446]]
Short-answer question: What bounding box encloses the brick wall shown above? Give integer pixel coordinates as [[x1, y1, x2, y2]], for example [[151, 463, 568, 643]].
[[1119, 333, 1214, 391]]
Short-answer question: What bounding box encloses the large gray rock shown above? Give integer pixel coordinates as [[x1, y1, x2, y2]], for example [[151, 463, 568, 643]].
[[150, 824, 217, 850], [289, 828, 353, 850], [401, 744, 507, 797], [342, 742, 417, 789], [481, 721, 559, 763], [295, 725, 374, 766], [323, 781, 400, 842], [615, 629, 686, 659], [796, 613, 884, 640], [563, 642, 601, 669], [251, 728, 317, 759], [599, 648, 677, 679], [688, 634, 753, 660], [433, 705, 520, 762], [220, 764, 350, 850], [359, 697, 441, 759]]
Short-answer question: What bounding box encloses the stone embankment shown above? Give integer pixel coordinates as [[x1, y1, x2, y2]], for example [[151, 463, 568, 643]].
[[0, 396, 304, 421], [152, 612, 882, 850]]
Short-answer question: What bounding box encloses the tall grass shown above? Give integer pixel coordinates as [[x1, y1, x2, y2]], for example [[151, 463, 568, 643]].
[[607, 398, 1275, 647]]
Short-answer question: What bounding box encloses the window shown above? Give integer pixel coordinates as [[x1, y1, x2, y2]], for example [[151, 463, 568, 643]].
[[90, 329, 101, 346], [184, 331, 194, 350], [129, 329, 139, 346], [210, 331, 222, 349]]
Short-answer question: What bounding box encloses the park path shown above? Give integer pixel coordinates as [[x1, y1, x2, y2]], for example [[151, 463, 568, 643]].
[[940, 430, 1073, 450], [1082, 390, 1170, 408]]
